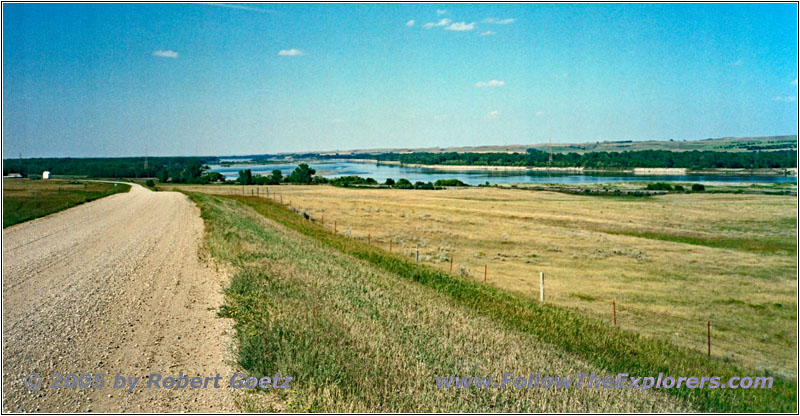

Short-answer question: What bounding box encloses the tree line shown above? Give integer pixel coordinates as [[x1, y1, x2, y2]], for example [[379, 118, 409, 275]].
[[327, 149, 797, 169], [2, 157, 225, 183]]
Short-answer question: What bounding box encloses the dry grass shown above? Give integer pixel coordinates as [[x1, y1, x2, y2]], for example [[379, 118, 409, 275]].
[[189, 192, 692, 412], [170, 184, 796, 378]]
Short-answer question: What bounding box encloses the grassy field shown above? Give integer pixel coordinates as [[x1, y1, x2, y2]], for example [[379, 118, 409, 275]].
[[170, 184, 797, 381], [185, 191, 794, 412], [3, 179, 131, 228]]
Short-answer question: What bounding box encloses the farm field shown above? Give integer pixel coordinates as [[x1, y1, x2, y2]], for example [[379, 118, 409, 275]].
[[170, 184, 797, 380], [3, 178, 131, 228]]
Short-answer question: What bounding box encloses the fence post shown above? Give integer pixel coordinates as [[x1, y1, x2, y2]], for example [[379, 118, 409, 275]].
[[539, 272, 544, 302], [368, 233, 371, 245], [321, 215, 324, 226], [416, 245, 419, 262], [484, 264, 487, 284], [613, 300, 617, 327], [450, 253, 453, 273], [707, 321, 711, 358], [334, 221, 337, 233], [389, 239, 392, 252]]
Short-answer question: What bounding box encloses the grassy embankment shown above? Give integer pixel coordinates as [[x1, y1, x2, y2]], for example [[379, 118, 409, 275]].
[[3, 179, 131, 228], [188, 190, 795, 412], [245, 186, 797, 378]]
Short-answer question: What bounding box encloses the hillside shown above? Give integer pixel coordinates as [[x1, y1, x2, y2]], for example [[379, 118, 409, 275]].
[[312, 136, 797, 156], [181, 189, 796, 412]]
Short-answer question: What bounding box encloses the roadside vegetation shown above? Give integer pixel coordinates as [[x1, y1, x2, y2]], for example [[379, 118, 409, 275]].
[[3, 179, 131, 227], [187, 191, 794, 412], [186, 185, 797, 379]]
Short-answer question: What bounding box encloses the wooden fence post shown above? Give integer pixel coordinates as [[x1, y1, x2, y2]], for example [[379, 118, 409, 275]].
[[334, 221, 337, 233], [389, 239, 392, 252], [368, 233, 371, 245], [707, 321, 711, 358], [539, 272, 544, 302], [484, 264, 487, 284], [613, 300, 617, 327], [450, 253, 453, 273], [416, 245, 419, 262], [321, 215, 324, 226]]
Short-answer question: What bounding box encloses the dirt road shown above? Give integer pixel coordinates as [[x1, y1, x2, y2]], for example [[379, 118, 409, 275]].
[[2, 184, 236, 412]]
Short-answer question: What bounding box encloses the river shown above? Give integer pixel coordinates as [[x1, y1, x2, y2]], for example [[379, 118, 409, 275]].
[[208, 160, 796, 186]]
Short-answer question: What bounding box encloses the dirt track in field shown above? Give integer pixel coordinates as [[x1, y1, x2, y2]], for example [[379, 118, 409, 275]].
[[2, 184, 236, 412]]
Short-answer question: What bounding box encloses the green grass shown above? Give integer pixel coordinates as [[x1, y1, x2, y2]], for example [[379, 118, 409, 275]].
[[189, 192, 796, 412], [3, 179, 131, 228], [601, 229, 797, 255]]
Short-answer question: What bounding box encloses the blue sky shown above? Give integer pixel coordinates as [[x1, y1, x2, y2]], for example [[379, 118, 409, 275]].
[[3, 3, 797, 157]]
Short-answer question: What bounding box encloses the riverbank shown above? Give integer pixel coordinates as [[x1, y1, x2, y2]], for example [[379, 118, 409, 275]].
[[351, 159, 796, 176]]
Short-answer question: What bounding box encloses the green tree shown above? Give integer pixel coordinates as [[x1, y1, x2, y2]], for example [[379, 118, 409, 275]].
[[238, 169, 253, 185], [394, 178, 413, 189], [270, 169, 283, 184], [286, 164, 316, 184]]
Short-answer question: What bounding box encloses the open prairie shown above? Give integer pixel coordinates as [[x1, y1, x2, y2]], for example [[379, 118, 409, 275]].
[[2, 179, 130, 228], [171, 184, 797, 379]]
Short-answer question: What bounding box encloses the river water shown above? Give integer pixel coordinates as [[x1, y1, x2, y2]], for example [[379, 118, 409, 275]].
[[208, 160, 796, 186]]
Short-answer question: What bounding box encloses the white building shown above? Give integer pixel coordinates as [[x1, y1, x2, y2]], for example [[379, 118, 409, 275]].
[[42, 171, 50, 179]]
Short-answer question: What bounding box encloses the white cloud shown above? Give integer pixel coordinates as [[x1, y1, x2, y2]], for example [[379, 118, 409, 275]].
[[554, 73, 568, 79], [791, 78, 798, 86], [775, 96, 797, 102], [152, 50, 178, 59], [731, 59, 742, 67], [480, 31, 496, 36], [406, 19, 415, 27], [278, 49, 304, 56], [488, 110, 500, 119], [423, 18, 451, 29], [536, 111, 544, 117], [436, 9, 447, 15], [475, 80, 505, 88], [484, 18, 516, 24], [445, 22, 475, 31]]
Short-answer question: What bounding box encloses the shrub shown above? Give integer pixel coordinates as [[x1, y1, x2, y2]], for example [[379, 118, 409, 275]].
[[145, 179, 155, 187], [394, 178, 413, 189], [434, 179, 467, 187], [692, 183, 706, 192], [646, 182, 673, 191], [674, 184, 685, 192], [384, 178, 395, 186]]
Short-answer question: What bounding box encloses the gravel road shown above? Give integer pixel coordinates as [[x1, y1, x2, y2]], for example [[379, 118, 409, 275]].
[[2, 184, 236, 412]]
